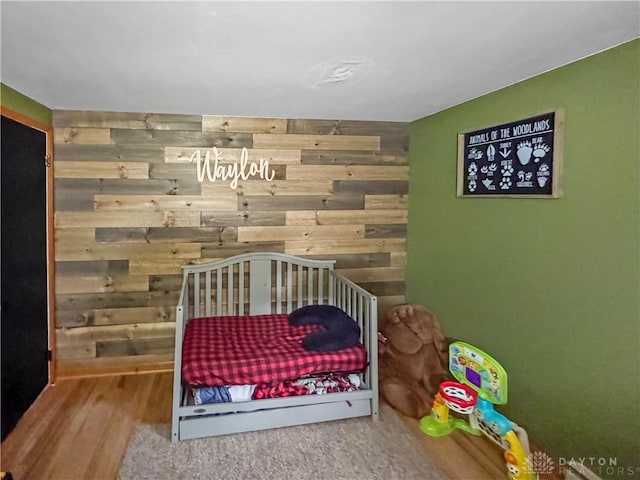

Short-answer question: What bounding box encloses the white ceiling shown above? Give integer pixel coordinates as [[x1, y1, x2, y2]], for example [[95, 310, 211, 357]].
[[1, 1, 638, 122]]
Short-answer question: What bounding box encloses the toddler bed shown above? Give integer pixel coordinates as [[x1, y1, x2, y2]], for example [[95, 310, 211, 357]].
[[171, 252, 379, 442]]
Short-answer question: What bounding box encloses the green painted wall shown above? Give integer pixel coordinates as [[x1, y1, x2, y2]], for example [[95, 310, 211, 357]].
[[1, 83, 52, 125], [408, 39, 639, 477]]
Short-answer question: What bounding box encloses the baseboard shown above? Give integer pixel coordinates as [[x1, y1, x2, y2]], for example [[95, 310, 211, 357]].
[[56, 354, 174, 379]]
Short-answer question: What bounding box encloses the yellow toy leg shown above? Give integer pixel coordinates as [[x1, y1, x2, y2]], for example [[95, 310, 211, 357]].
[[504, 430, 534, 480]]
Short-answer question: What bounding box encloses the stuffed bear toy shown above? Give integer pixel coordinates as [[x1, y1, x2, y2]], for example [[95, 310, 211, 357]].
[[378, 304, 449, 419]]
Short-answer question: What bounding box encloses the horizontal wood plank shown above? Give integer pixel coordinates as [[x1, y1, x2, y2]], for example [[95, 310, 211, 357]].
[[55, 211, 201, 228], [359, 281, 405, 296], [288, 120, 408, 154], [55, 227, 95, 242], [55, 260, 129, 276], [202, 116, 287, 133], [56, 342, 97, 360], [301, 150, 408, 166], [200, 211, 285, 227], [285, 238, 405, 255], [201, 180, 333, 197], [286, 209, 407, 226], [237, 224, 365, 242], [54, 190, 100, 212], [94, 195, 236, 212], [129, 259, 191, 275], [336, 266, 405, 283], [53, 111, 202, 130], [55, 310, 94, 328], [56, 291, 180, 311], [304, 253, 391, 269], [287, 119, 407, 136], [287, 165, 408, 180], [128, 243, 202, 260], [93, 228, 148, 244], [95, 226, 233, 244], [148, 275, 183, 293], [56, 275, 149, 295], [55, 161, 149, 179], [364, 194, 409, 210], [333, 180, 409, 195], [238, 195, 363, 211], [54, 178, 197, 196], [111, 129, 251, 147], [254, 133, 380, 151], [54, 144, 165, 162], [56, 322, 176, 345], [54, 128, 111, 145], [50, 247, 125, 266], [364, 224, 407, 238], [55, 242, 132, 262], [96, 336, 175, 357], [390, 252, 407, 266], [199, 242, 286, 259]]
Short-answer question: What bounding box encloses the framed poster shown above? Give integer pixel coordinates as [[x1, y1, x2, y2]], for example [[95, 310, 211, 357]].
[[457, 109, 564, 198]]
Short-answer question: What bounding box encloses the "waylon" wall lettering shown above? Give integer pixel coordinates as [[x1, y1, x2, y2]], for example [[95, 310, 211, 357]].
[[189, 147, 276, 189]]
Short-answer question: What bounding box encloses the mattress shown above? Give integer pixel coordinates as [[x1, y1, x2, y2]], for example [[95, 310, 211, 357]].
[[182, 314, 368, 386]]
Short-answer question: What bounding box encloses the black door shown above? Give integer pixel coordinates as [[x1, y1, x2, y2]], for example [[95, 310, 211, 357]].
[[1, 115, 49, 441]]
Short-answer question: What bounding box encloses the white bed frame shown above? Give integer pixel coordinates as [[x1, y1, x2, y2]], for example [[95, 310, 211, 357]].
[[171, 252, 379, 442]]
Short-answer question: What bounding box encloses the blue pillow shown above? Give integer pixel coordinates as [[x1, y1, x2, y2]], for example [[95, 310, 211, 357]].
[[289, 305, 361, 352]]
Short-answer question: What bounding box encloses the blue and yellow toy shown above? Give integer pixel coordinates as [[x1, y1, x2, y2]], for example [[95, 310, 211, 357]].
[[420, 341, 533, 480]]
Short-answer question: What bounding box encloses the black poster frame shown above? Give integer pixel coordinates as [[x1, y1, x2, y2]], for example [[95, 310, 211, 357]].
[[457, 109, 564, 198]]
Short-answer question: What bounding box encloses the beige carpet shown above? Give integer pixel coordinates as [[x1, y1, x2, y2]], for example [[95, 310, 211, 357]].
[[119, 405, 446, 480]]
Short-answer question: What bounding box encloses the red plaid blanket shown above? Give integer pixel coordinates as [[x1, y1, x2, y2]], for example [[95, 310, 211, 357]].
[[182, 314, 368, 386]]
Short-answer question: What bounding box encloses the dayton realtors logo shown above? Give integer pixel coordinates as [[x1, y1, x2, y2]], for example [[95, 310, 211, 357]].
[[189, 147, 276, 189], [525, 451, 555, 478], [525, 451, 640, 479], [558, 457, 640, 478]]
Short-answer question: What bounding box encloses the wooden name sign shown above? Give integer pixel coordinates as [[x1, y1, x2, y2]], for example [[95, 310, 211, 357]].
[[457, 109, 564, 198], [189, 147, 276, 189]]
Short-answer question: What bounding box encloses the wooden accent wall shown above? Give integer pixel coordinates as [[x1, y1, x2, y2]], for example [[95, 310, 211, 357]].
[[52, 111, 409, 376]]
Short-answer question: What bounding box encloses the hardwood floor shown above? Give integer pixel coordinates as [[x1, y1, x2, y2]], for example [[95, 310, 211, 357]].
[[1, 372, 546, 479], [1, 373, 173, 479]]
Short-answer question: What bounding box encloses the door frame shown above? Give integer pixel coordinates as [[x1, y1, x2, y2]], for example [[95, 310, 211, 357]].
[[1, 106, 56, 384]]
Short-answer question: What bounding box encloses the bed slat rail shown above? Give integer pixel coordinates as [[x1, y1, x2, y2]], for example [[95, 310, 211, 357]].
[[331, 271, 378, 400], [180, 253, 337, 317]]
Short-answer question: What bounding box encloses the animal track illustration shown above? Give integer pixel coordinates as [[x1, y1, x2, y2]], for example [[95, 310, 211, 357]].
[[481, 163, 498, 175], [482, 178, 493, 189], [487, 144, 496, 162], [468, 180, 477, 192], [533, 143, 550, 162], [468, 162, 478, 175], [501, 164, 514, 176], [499, 177, 512, 190], [537, 163, 550, 187], [467, 148, 483, 160], [516, 141, 533, 165], [517, 171, 533, 182]]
